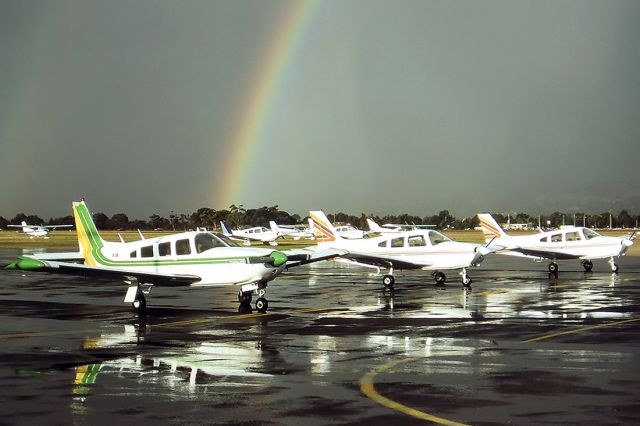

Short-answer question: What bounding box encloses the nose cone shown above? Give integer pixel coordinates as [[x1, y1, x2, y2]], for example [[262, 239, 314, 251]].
[[623, 239, 634, 248], [269, 251, 288, 267]]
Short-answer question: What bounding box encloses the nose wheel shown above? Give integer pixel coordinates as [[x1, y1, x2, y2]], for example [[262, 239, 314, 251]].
[[548, 262, 559, 273], [382, 275, 395, 289], [609, 257, 619, 273]]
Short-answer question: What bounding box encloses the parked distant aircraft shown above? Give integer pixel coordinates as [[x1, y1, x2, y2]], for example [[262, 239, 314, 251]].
[[7, 221, 73, 238], [477, 213, 635, 274], [308, 217, 367, 239], [6, 201, 341, 313], [220, 221, 282, 245], [310, 210, 491, 288], [268, 221, 315, 241], [366, 218, 436, 234]]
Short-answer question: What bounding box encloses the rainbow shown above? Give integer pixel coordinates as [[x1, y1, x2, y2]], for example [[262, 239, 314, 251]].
[[211, 0, 318, 209]]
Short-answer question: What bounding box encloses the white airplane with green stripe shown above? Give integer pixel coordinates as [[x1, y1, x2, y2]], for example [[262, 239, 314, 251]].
[[6, 201, 341, 314]]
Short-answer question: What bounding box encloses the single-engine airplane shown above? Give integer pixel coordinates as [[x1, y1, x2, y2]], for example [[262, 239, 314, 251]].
[[220, 221, 282, 245], [310, 210, 491, 288], [7, 221, 73, 238], [366, 218, 436, 234], [5, 201, 341, 313], [268, 221, 315, 241], [477, 213, 635, 274]]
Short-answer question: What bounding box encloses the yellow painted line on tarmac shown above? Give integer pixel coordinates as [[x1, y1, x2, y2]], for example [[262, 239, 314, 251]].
[[522, 317, 640, 343], [360, 357, 469, 426]]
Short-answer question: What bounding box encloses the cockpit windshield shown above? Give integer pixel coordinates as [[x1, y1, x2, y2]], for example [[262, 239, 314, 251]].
[[582, 228, 601, 240], [429, 231, 451, 245]]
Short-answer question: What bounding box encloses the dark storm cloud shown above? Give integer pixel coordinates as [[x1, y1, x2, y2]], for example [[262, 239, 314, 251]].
[[1, 0, 639, 219]]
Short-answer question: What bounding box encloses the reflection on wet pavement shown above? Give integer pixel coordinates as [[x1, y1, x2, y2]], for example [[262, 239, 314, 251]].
[[0, 248, 639, 424]]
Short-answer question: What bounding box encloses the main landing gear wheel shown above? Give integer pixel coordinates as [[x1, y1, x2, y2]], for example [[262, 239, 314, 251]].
[[238, 290, 252, 305], [382, 275, 395, 289], [581, 260, 593, 272], [255, 297, 268, 313], [611, 263, 619, 273], [132, 292, 146, 314], [434, 271, 446, 285], [548, 262, 559, 273]]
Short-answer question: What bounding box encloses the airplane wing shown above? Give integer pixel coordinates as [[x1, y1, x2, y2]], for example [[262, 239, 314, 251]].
[[507, 247, 578, 260], [6, 257, 200, 287], [282, 248, 346, 267], [342, 252, 427, 270], [27, 251, 84, 262], [44, 225, 73, 229]]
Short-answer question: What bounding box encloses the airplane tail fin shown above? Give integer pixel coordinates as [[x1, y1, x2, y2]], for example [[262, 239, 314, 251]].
[[477, 213, 508, 243], [72, 201, 106, 266], [269, 221, 280, 233], [309, 211, 341, 243], [220, 221, 232, 236], [366, 218, 383, 232]]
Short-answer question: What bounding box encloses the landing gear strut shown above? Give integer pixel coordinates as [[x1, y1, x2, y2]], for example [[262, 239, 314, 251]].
[[461, 268, 472, 287], [609, 257, 619, 273]]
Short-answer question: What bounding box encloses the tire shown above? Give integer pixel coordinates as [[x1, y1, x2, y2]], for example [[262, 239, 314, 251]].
[[548, 262, 558, 273], [434, 271, 446, 284], [132, 293, 146, 313], [462, 276, 472, 287], [382, 275, 395, 289], [255, 297, 268, 313], [612, 263, 619, 273], [238, 291, 252, 304]]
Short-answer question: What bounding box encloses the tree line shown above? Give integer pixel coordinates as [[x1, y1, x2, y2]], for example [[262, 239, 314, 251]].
[[1, 204, 638, 231]]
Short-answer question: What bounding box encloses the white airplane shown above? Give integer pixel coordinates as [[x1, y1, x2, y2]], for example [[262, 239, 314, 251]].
[[366, 218, 436, 234], [5, 201, 341, 313], [310, 210, 491, 288], [7, 221, 73, 238], [268, 221, 315, 241], [477, 213, 636, 274], [220, 221, 282, 245], [308, 217, 367, 239]]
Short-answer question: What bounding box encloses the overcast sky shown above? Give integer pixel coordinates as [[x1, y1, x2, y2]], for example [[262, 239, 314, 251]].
[[1, 0, 639, 220]]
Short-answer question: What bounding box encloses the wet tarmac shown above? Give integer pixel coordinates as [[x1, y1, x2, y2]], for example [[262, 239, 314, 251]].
[[1, 247, 639, 425]]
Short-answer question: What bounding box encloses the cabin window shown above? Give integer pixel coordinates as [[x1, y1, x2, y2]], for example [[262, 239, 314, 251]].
[[540, 236, 548, 243], [141, 245, 154, 258], [176, 239, 191, 255], [158, 242, 171, 256], [550, 233, 562, 243], [391, 237, 404, 248], [408, 235, 426, 247], [565, 231, 580, 242], [378, 240, 388, 248], [130, 250, 137, 258]]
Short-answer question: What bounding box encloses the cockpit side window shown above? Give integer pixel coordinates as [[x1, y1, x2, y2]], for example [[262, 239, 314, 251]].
[[583, 228, 600, 240], [195, 233, 225, 253], [378, 240, 388, 248], [550, 233, 562, 242], [429, 231, 451, 245], [141, 245, 154, 258], [158, 241, 171, 256]]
